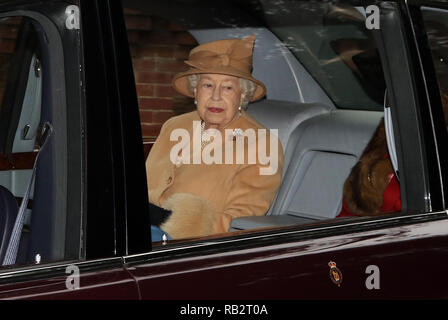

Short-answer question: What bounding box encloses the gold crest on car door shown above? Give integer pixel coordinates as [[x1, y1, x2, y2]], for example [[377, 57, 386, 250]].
[[328, 261, 343, 287]]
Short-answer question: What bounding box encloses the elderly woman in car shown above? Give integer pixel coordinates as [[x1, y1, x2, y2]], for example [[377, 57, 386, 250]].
[[146, 35, 283, 240]]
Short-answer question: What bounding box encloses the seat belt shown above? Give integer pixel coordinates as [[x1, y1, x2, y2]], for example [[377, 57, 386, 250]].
[[2, 122, 53, 266], [384, 90, 399, 180]]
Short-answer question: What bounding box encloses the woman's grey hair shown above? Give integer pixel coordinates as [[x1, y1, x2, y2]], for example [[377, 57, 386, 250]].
[[187, 74, 257, 109]]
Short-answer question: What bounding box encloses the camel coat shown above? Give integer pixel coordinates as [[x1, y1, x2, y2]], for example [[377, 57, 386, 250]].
[[146, 110, 283, 239]]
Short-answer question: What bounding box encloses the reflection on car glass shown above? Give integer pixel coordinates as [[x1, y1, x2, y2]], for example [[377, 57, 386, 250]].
[[123, 0, 386, 110]]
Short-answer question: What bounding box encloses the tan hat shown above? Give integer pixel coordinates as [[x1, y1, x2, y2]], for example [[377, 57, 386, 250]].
[[172, 35, 266, 102]]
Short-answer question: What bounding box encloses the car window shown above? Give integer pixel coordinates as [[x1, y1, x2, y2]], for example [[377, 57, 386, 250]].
[[0, 14, 78, 269], [122, 0, 402, 247], [421, 7, 448, 123], [124, 7, 198, 156], [125, 0, 385, 149], [0, 16, 45, 267], [249, 2, 387, 110]]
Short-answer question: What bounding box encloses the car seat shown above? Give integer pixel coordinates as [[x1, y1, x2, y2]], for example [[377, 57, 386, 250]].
[[0, 185, 18, 262]]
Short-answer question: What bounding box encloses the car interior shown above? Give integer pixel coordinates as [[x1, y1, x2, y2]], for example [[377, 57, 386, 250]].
[[0, 17, 43, 265], [0, 16, 67, 267], [187, 26, 386, 232], [122, 1, 394, 236], [212, 25, 387, 230]]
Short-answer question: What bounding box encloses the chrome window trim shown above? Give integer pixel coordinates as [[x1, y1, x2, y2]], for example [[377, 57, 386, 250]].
[[0, 256, 124, 285], [124, 211, 447, 265]]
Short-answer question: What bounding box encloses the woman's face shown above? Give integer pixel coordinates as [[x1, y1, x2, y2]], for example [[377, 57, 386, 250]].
[[195, 74, 244, 130]]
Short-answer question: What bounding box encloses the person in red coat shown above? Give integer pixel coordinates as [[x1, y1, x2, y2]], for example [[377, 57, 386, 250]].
[[337, 119, 401, 217], [338, 91, 448, 217]]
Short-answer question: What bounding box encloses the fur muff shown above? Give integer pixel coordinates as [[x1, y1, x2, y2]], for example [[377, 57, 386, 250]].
[[343, 119, 395, 216], [160, 193, 217, 239]]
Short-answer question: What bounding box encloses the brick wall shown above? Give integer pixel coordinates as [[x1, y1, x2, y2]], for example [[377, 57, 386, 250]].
[[124, 8, 198, 140], [0, 17, 21, 103]]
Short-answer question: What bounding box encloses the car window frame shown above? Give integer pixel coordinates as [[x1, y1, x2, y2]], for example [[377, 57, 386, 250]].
[[0, 0, 148, 294], [410, 1, 448, 209], [121, 0, 448, 265], [0, 4, 81, 277], [80, 0, 152, 261]]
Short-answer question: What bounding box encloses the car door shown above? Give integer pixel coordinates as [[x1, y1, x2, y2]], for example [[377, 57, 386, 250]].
[[120, 0, 448, 301], [125, 219, 448, 300], [0, 0, 150, 299]]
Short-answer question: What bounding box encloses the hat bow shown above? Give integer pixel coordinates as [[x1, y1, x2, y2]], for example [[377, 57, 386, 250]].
[[185, 35, 254, 74]]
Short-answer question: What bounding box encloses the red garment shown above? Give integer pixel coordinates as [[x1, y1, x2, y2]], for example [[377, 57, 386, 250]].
[[337, 199, 356, 217], [381, 173, 401, 212], [337, 170, 401, 217]]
